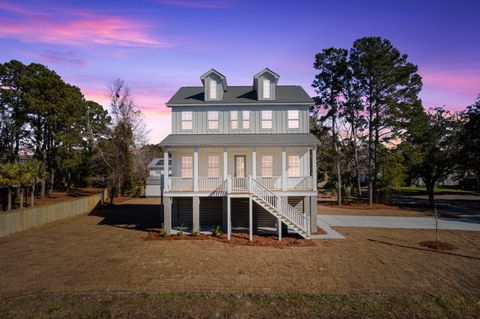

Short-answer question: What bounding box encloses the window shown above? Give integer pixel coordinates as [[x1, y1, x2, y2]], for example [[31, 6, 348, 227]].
[[242, 111, 250, 129], [288, 155, 300, 177], [263, 78, 271, 99], [209, 79, 217, 99], [261, 110, 272, 129], [181, 111, 192, 130], [231, 111, 238, 129], [261, 155, 273, 177], [208, 111, 219, 130], [208, 155, 220, 177], [181, 156, 193, 178], [288, 110, 299, 129]]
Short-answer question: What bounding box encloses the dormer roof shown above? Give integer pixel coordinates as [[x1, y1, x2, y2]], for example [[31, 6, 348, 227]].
[[200, 69, 227, 91], [253, 67, 280, 88]]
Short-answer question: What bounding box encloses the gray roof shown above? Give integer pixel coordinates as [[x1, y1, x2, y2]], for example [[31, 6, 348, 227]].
[[159, 133, 320, 147], [147, 157, 171, 168], [166, 85, 313, 106]]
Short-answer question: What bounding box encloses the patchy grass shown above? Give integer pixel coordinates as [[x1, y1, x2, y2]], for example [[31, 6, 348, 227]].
[[0, 292, 479, 319], [396, 186, 476, 196]]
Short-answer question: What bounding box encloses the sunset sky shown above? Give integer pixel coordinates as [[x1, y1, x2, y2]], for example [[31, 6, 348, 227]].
[[1, 0, 479, 143]]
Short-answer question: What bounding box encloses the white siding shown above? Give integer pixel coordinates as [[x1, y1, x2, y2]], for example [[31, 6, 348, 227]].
[[171, 105, 309, 135]]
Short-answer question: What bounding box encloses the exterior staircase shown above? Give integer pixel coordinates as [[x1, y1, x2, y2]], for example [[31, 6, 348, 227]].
[[249, 177, 311, 239]]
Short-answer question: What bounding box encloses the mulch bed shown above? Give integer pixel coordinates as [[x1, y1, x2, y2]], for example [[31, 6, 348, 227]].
[[145, 231, 316, 248], [419, 240, 457, 251], [311, 226, 327, 235]]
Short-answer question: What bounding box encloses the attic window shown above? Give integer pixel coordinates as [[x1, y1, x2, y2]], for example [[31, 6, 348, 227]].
[[209, 79, 217, 99], [263, 78, 271, 99]]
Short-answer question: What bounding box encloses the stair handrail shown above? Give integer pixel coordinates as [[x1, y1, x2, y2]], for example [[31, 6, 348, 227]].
[[250, 177, 308, 233]]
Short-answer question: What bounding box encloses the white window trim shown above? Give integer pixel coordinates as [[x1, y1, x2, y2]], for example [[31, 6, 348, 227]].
[[208, 111, 219, 130], [231, 111, 238, 129], [261, 154, 273, 177], [287, 154, 300, 177], [209, 79, 217, 100], [263, 78, 271, 99], [207, 154, 220, 177], [242, 111, 250, 129], [181, 111, 192, 130], [181, 155, 193, 178], [288, 110, 299, 129], [261, 110, 273, 129]]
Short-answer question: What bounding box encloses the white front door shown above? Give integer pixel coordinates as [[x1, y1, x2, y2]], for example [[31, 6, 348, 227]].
[[234, 155, 246, 177]]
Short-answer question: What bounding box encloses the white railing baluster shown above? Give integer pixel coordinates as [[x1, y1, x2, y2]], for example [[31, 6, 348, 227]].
[[250, 178, 307, 236]]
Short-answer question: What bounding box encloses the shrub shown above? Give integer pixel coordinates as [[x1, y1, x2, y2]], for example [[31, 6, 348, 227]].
[[213, 225, 222, 237], [191, 230, 200, 237], [175, 224, 184, 236]]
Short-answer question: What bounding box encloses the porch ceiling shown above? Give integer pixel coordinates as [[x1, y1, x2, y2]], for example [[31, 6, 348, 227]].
[[159, 133, 320, 147]]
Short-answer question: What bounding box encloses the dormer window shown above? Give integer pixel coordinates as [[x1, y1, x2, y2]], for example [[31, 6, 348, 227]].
[[209, 79, 217, 99], [200, 69, 227, 101], [263, 78, 271, 99], [253, 68, 279, 101]]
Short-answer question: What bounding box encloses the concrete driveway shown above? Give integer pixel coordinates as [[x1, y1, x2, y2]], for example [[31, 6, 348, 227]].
[[318, 215, 480, 232]]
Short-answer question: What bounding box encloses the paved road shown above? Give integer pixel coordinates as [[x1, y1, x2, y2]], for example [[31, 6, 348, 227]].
[[390, 194, 480, 221], [318, 215, 480, 232]]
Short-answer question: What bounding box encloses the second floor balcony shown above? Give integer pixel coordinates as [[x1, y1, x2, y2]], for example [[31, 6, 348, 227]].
[[165, 175, 314, 193]]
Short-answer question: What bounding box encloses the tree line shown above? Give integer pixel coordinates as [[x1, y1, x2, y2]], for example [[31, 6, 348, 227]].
[[311, 36, 480, 205], [0, 60, 160, 211]]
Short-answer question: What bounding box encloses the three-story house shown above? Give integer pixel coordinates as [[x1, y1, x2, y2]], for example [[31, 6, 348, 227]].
[[159, 68, 320, 240]]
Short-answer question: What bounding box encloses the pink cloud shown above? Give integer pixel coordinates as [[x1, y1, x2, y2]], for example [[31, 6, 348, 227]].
[[0, 1, 173, 47], [83, 87, 172, 143], [420, 67, 480, 96], [156, 0, 232, 8]]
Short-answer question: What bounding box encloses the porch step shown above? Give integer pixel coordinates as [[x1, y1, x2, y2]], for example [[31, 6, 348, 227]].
[[250, 190, 309, 239]]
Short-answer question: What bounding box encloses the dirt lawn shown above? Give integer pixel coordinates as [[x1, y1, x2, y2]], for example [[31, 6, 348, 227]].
[[318, 202, 428, 216], [0, 197, 479, 300]]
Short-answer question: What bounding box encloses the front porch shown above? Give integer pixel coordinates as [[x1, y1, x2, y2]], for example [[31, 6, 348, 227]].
[[167, 176, 314, 193], [162, 145, 318, 194]]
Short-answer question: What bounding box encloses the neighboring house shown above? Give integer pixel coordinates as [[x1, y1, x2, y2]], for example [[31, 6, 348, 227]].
[[159, 68, 320, 240], [145, 157, 172, 197]]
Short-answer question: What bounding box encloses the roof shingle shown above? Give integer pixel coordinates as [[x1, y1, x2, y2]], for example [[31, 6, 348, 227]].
[[159, 133, 320, 147], [166, 85, 313, 106]]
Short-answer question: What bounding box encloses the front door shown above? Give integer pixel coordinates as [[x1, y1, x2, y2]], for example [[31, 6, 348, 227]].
[[234, 155, 246, 177]]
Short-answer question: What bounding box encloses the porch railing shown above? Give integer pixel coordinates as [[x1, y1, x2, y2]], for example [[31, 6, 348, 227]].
[[256, 176, 282, 190], [231, 177, 248, 192], [287, 176, 313, 190], [168, 177, 193, 191], [166, 176, 314, 192], [198, 177, 225, 191]]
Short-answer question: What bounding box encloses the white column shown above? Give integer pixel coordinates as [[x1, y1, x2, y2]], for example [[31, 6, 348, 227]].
[[249, 196, 253, 241], [194, 146, 198, 192], [227, 196, 231, 240], [163, 147, 169, 191], [252, 146, 257, 178], [281, 146, 287, 191], [223, 147, 228, 193], [278, 216, 282, 241], [223, 147, 228, 179], [312, 146, 317, 191]]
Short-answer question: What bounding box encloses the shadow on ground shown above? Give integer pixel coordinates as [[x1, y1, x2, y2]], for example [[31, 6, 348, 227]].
[[89, 202, 163, 233]]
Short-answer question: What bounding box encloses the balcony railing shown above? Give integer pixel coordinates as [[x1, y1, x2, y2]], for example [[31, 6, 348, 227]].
[[168, 177, 193, 191], [198, 177, 224, 191], [165, 176, 314, 193]]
